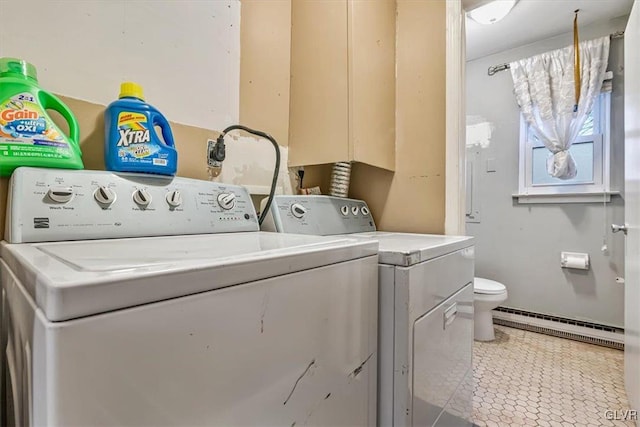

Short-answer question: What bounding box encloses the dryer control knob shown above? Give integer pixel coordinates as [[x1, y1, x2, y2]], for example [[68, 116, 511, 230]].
[[133, 189, 152, 208], [217, 193, 236, 210], [291, 203, 307, 218]]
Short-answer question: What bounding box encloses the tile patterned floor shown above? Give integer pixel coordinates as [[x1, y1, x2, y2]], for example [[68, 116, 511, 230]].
[[473, 325, 635, 427]]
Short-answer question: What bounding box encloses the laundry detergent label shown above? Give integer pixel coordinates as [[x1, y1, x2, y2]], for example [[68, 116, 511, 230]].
[[0, 93, 73, 159], [116, 111, 168, 166]]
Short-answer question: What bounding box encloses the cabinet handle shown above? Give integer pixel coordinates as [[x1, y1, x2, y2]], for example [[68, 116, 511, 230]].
[[444, 302, 458, 329]]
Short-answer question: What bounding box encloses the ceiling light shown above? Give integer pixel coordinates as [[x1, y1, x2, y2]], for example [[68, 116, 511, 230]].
[[468, 0, 517, 25]]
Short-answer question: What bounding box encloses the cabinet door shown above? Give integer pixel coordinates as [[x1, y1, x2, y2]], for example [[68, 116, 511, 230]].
[[289, 0, 349, 167], [289, 0, 396, 171], [348, 0, 396, 171]]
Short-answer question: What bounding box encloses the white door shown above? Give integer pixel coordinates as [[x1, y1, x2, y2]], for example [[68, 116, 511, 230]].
[[625, 0, 640, 417]]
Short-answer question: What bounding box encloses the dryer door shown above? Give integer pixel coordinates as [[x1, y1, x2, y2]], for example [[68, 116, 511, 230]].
[[411, 283, 473, 427]]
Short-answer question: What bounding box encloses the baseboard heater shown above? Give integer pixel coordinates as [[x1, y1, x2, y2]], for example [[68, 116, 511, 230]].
[[493, 307, 624, 350]]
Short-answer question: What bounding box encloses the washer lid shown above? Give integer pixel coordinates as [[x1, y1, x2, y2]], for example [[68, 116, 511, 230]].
[[348, 232, 474, 266], [1, 232, 377, 321], [474, 278, 506, 295]]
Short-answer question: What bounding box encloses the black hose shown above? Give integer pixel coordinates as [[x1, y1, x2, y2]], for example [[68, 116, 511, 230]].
[[220, 125, 280, 226]]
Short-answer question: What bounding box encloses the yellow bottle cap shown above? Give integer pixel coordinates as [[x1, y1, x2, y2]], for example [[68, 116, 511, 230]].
[[119, 82, 144, 100]]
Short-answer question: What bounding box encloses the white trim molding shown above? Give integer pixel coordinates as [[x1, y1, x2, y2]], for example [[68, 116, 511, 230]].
[[445, 0, 466, 235], [513, 191, 621, 204]]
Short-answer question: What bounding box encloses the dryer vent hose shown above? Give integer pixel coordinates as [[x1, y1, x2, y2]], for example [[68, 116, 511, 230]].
[[329, 162, 351, 198]]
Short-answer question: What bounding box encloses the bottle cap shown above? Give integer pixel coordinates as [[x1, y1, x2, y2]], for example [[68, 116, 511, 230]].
[[0, 58, 38, 81], [119, 82, 144, 100]]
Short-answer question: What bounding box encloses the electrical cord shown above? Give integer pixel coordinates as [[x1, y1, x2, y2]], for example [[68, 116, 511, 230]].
[[212, 125, 280, 226]]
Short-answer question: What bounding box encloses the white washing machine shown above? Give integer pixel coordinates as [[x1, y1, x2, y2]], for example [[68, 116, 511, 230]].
[[262, 195, 474, 427], [1, 168, 379, 427]]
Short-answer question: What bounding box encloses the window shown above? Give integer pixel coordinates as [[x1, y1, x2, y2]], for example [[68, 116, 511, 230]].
[[517, 92, 611, 202]]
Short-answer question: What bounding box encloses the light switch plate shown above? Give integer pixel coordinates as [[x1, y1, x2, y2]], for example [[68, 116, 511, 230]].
[[486, 158, 496, 173]]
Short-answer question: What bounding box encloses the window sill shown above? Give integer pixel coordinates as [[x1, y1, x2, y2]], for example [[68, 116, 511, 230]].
[[512, 191, 621, 204]]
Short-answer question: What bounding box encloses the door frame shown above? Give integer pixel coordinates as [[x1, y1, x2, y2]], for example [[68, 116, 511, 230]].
[[624, 0, 640, 416], [445, 0, 466, 235]]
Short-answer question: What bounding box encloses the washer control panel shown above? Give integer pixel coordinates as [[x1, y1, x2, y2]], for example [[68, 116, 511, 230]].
[[260, 195, 376, 235], [6, 167, 258, 243]]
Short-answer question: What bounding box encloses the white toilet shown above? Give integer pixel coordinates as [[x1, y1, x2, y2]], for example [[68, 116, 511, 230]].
[[474, 277, 508, 341]]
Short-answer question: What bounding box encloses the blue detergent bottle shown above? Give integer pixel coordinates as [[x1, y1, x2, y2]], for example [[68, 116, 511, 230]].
[[104, 82, 177, 175]]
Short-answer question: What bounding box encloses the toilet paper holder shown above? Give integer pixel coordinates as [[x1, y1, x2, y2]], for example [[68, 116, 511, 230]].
[[560, 252, 590, 270]]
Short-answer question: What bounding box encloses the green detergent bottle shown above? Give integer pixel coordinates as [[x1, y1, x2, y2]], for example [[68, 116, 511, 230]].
[[0, 57, 83, 176]]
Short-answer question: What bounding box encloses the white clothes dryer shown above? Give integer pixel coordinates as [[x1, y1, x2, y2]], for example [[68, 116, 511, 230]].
[[262, 195, 475, 427]]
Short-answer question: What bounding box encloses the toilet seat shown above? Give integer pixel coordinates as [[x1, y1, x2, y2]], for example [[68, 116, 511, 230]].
[[474, 278, 506, 295]]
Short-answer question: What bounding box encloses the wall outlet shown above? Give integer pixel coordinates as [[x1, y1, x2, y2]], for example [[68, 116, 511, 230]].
[[207, 139, 222, 168]]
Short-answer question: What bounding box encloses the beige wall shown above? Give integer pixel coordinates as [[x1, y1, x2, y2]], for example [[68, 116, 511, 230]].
[[244, 0, 447, 233]]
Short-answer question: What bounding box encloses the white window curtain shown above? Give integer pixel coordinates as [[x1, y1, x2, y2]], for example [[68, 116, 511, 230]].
[[510, 36, 610, 179]]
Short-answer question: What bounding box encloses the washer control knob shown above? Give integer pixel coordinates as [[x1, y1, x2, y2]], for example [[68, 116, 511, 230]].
[[217, 193, 236, 210], [47, 186, 74, 204], [340, 205, 349, 216], [166, 190, 183, 208], [94, 186, 116, 206], [351, 206, 359, 216], [133, 189, 152, 208], [291, 203, 307, 218], [361, 206, 370, 216]]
